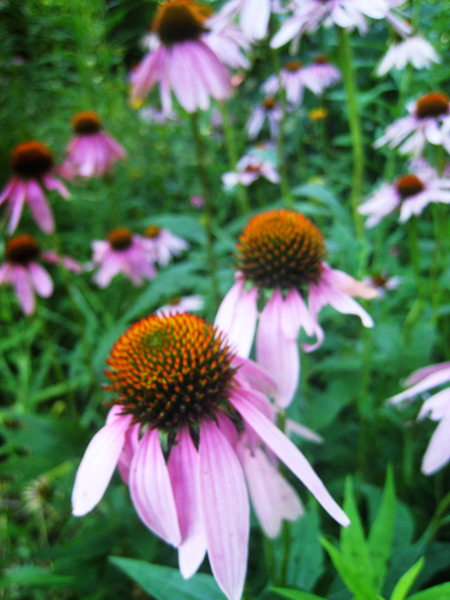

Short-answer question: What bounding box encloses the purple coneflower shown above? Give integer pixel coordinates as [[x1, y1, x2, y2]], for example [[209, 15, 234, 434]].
[[0, 141, 69, 234], [374, 92, 450, 156], [389, 362, 450, 474], [214, 0, 273, 42], [62, 112, 126, 179], [130, 0, 231, 114], [222, 154, 280, 188], [362, 273, 401, 298], [72, 312, 349, 600], [142, 225, 188, 266], [0, 234, 81, 315], [359, 166, 450, 227], [215, 210, 376, 408], [246, 98, 283, 140], [376, 34, 440, 77], [91, 227, 157, 288]]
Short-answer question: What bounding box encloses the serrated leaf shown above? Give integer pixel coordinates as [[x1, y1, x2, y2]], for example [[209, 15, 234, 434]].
[[110, 557, 224, 600], [270, 587, 326, 600], [390, 557, 425, 600], [407, 583, 450, 600]]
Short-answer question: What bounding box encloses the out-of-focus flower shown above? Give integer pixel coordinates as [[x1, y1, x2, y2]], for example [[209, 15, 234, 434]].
[[308, 107, 328, 121], [222, 154, 280, 188], [91, 227, 157, 288], [0, 234, 81, 315], [389, 362, 450, 474], [271, 0, 389, 51], [376, 35, 440, 77], [359, 165, 450, 227], [62, 112, 126, 179], [362, 273, 402, 297], [72, 312, 349, 600], [0, 141, 70, 234], [130, 0, 231, 114], [374, 92, 450, 156], [139, 106, 178, 124], [204, 18, 251, 69], [142, 225, 188, 266], [190, 194, 205, 208], [157, 295, 204, 316], [215, 210, 376, 407], [304, 56, 341, 93], [246, 98, 283, 140], [213, 0, 272, 42]]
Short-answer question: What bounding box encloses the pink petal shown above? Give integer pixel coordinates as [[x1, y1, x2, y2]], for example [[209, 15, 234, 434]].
[[72, 411, 133, 516], [26, 180, 54, 233], [421, 413, 450, 475], [11, 265, 35, 315], [42, 174, 70, 199], [389, 367, 450, 405], [28, 262, 53, 298], [231, 356, 277, 397], [7, 181, 26, 233], [168, 428, 206, 578], [117, 424, 140, 484], [199, 420, 249, 600], [405, 362, 450, 386], [0, 178, 15, 205], [229, 391, 350, 527], [129, 428, 181, 547]]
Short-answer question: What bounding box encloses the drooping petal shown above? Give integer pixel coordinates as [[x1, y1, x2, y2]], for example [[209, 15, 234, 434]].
[[421, 412, 450, 475], [7, 182, 26, 233], [199, 420, 249, 600], [11, 265, 35, 315], [26, 180, 54, 233], [28, 263, 53, 298], [389, 366, 450, 405], [231, 356, 277, 397], [72, 411, 133, 516]]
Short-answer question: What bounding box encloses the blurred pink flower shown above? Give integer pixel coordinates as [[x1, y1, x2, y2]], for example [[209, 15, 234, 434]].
[[0, 234, 81, 315], [376, 35, 440, 77], [389, 362, 450, 474], [246, 98, 283, 140], [222, 154, 280, 188], [190, 194, 205, 208], [157, 295, 204, 316], [213, 0, 272, 41], [130, 0, 231, 113], [142, 225, 188, 266], [204, 17, 250, 69], [359, 164, 450, 227], [0, 141, 70, 234], [362, 273, 401, 298], [215, 210, 376, 407], [91, 227, 157, 288], [72, 313, 349, 600], [374, 92, 450, 156], [62, 112, 126, 179]]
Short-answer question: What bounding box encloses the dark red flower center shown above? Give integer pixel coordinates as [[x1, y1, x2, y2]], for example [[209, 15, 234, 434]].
[[104, 313, 235, 430], [72, 111, 103, 134], [263, 98, 277, 111], [395, 174, 425, 199], [107, 227, 133, 251], [371, 274, 388, 287], [314, 55, 329, 64], [416, 93, 449, 119], [244, 163, 261, 174], [144, 225, 161, 239], [5, 234, 40, 264], [236, 209, 326, 289], [284, 61, 302, 72], [152, 0, 212, 45], [11, 141, 54, 179]]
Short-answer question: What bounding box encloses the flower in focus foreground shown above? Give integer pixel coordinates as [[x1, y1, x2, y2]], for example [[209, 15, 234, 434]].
[[215, 209, 376, 407], [0, 141, 70, 234], [130, 0, 231, 113], [72, 313, 349, 600], [0, 234, 81, 315], [62, 111, 127, 179], [91, 227, 157, 288], [389, 362, 450, 474]]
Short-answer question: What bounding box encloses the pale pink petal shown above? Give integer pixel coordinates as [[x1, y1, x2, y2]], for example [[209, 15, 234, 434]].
[[28, 262, 53, 298], [285, 418, 324, 444], [42, 174, 70, 199], [199, 420, 249, 600], [240, 0, 270, 40], [0, 263, 10, 284], [0, 179, 15, 205], [168, 428, 206, 579], [418, 388, 450, 421], [72, 411, 133, 516], [323, 266, 379, 299], [421, 412, 450, 475], [26, 180, 54, 234], [389, 367, 450, 405], [11, 265, 35, 315], [231, 356, 277, 397], [230, 391, 350, 527], [7, 182, 26, 233], [129, 428, 181, 547], [117, 424, 140, 484], [405, 362, 450, 386]]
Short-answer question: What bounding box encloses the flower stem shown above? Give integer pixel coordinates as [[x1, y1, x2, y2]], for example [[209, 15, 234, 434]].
[[190, 112, 220, 309], [337, 26, 364, 240], [218, 101, 250, 215]]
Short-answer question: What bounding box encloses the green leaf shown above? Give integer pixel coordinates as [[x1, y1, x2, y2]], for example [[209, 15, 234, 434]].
[[390, 557, 425, 600], [270, 587, 326, 600], [110, 557, 224, 600], [0, 566, 75, 588], [408, 583, 450, 600], [368, 465, 396, 593]]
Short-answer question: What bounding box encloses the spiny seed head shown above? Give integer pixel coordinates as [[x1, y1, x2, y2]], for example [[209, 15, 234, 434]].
[[285, 60, 302, 71], [11, 141, 53, 179], [236, 209, 326, 289], [152, 0, 212, 45], [72, 111, 102, 134], [144, 225, 161, 239], [104, 313, 235, 430], [263, 98, 277, 111], [107, 227, 133, 251], [396, 174, 425, 198], [416, 93, 449, 119], [6, 234, 40, 264]]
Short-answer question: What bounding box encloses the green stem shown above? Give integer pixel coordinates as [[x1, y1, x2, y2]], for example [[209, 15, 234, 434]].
[[408, 217, 421, 290], [190, 112, 220, 309], [337, 27, 364, 241], [218, 101, 250, 215], [429, 488, 450, 540]]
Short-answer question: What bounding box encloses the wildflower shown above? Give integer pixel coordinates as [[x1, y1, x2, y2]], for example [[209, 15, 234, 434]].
[[222, 154, 280, 188], [204, 17, 251, 70], [0, 234, 81, 315], [309, 107, 328, 121], [305, 56, 341, 94], [142, 225, 188, 266], [130, 0, 231, 114], [359, 165, 450, 227], [246, 98, 283, 140], [190, 194, 205, 208], [389, 362, 450, 474], [62, 112, 126, 179], [215, 210, 376, 407], [157, 295, 204, 316], [72, 313, 349, 600], [91, 227, 157, 288], [376, 34, 440, 77], [362, 273, 401, 297], [374, 92, 450, 156], [213, 0, 272, 42], [0, 141, 69, 234]]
